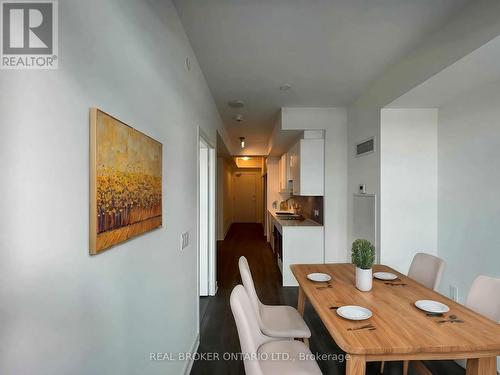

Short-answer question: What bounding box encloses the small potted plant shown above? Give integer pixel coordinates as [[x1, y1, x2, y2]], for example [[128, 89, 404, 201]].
[[351, 239, 376, 292]]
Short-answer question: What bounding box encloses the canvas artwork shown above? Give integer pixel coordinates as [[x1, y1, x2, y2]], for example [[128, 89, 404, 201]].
[[90, 108, 162, 254]]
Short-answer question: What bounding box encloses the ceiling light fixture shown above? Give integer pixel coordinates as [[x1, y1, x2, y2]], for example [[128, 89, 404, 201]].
[[241, 157, 250, 161], [228, 100, 244, 108], [279, 84, 292, 91], [240, 137, 246, 149], [235, 114, 243, 122]]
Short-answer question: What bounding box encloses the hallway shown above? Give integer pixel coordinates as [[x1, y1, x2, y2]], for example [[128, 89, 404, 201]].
[[191, 224, 465, 375]]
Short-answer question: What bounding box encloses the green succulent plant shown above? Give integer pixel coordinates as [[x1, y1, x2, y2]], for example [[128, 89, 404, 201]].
[[351, 239, 375, 270]]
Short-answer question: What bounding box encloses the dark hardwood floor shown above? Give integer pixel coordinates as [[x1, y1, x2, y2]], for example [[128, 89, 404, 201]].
[[191, 223, 465, 375]]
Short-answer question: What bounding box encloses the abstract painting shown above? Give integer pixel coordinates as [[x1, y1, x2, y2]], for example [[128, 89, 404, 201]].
[[90, 108, 162, 254]]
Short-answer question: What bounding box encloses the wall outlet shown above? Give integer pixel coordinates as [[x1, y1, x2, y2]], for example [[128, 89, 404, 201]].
[[449, 285, 458, 302], [181, 232, 189, 250], [313, 209, 319, 217]]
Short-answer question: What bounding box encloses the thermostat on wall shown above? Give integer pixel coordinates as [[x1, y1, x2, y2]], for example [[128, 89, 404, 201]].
[[359, 184, 366, 194]]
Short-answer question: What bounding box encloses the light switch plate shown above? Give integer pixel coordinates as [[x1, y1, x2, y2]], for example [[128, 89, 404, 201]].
[[314, 209, 319, 217]]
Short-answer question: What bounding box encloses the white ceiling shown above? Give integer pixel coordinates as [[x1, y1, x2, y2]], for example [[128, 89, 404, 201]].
[[388, 35, 500, 108], [174, 0, 470, 153]]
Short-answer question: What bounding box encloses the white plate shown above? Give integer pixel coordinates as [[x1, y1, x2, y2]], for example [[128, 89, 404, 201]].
[[307, 273, 331, 282], [337, 306, 373, 321], [373, 272, 398, 281], [415, 300, 450, 314]]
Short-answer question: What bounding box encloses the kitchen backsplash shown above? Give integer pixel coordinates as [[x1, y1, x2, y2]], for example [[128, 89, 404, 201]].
[[287, 196, 324, 225]]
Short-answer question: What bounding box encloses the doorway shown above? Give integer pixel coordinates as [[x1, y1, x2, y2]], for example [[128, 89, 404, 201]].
[[198, 129, 216, 300], [233, 172, 258, 223]]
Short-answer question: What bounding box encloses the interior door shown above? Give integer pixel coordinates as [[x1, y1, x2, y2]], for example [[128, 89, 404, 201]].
[[233, 173, 257, 222]]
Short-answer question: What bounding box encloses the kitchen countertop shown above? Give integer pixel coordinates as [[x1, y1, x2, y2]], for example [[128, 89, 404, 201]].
[[269, 210, 323, 228]]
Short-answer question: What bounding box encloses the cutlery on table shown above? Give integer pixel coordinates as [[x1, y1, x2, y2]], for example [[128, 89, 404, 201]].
[[384, 282, 407, 286], [437, 320, 464, 324], [347, 324, 374, 331], [437, 315, 464, 324], [316, 284, 332, 289]]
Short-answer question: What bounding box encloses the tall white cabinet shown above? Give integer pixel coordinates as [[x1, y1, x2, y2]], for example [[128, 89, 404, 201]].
[[289, 139, 324, 196]]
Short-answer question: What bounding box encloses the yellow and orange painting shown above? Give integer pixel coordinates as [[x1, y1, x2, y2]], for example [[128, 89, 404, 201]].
[[90, 108, 162, 254]]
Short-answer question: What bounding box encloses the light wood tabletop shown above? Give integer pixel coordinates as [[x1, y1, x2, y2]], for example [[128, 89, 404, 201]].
[[291, 263, 500, 375]]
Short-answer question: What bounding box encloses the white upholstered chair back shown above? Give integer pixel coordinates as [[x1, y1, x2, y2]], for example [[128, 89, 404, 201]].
[[466, 275, 500, 323], [239, 256, 262, 321], [408, 253, 445, 291], [230, 285, 269, 375]]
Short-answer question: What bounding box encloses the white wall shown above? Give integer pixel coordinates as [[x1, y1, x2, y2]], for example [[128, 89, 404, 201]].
[[347, 0, 500, 259], [347, 105, 382, 255], [380, 109, 438, 273], [217, 157, 224, 240], [217, 157, 233, 240], [438, 81, 500, 302], [0, 1, 224, 374], [281, 107, 348, 262], [265, 157, 280, 239]]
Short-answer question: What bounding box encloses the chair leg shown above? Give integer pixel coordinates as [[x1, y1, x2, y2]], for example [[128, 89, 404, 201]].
[[412, 360, 433, 375], [403, 360, 409, 375], [380, 361, 385, 373]]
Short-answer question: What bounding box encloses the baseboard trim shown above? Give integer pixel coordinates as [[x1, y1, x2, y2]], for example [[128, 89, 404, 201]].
[[183, 333, 200, 375]]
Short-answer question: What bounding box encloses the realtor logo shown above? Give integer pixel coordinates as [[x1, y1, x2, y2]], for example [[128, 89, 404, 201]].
[[1, 0, 58, 69]]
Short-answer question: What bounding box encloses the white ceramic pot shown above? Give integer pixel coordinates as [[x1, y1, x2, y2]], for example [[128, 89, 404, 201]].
[[356, 267, 373, 292]]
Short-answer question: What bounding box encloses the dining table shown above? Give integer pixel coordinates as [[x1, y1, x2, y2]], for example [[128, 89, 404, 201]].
[[290, 263, 500, 375]]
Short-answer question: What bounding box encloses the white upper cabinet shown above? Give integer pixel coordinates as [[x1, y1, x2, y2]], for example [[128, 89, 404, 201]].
[[289, 139, 324, 196], [279, 152, 292, 192]]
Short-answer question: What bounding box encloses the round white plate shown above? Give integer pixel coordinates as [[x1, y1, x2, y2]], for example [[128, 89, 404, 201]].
[[415, 300, 450, 314], [307, 273, 332, 282], [337, 306, 373, 321], [373, 272, 398, 281]]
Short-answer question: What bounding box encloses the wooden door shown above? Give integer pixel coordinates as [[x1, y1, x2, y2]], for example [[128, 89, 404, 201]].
[[233, 173, 257, 222]]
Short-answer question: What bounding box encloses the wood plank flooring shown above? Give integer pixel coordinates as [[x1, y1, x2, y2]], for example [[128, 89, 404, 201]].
[[191, 223, 465, 375]]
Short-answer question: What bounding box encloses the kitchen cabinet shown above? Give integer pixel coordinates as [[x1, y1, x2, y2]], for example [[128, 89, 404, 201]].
[[278, 153, 291, 192], [289, 139, 324, 196], [269, 211, 324, 286]]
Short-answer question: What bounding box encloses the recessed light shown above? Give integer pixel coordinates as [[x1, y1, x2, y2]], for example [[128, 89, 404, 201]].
[[228, 100, 244, 108], [241, 157, 250, 161], [279, 84, 292, 91]]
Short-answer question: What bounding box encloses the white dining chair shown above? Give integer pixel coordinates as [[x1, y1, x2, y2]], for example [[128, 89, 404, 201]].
[[463, 275, 500, 372], [408, 252, 445, 291], [408, 275, 500, 375], [381, 253, 445, 374], [230, 285, 322, 375], [466, 275, 500, 322], [238, 256, 311, 342]]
